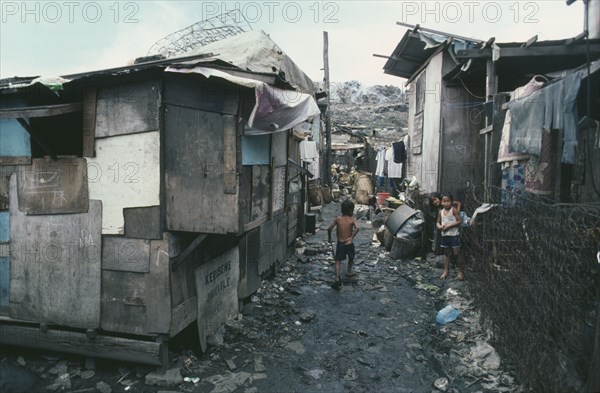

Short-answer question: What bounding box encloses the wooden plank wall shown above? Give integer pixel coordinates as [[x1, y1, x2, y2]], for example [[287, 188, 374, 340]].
[[100, 238, 171, 335], [164, 79, 240, 234], [238, 228, 261, 299], [195, 247, 240, 352], [0, 324, 162, 366], [285, 130, 301, 244], [0, 78, 173, 345], [0, 162, 10, 313], [86, 131, 161, 234], [8, 174, 102, 328], [258, 213, 286, 275], [163, 75, 239, 116], [272, 132, 288, 166], [251, 165, 270, 223], [95, 80, 160, 138], [17, 158, 88, 215], [238, 163, 253, 230], [123, 206, 162, 240], [169, 245, 201, 337]]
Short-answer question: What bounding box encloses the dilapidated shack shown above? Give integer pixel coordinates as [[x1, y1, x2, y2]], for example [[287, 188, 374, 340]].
[[0, 30, 320, 366], [384, 24, 600, 203]]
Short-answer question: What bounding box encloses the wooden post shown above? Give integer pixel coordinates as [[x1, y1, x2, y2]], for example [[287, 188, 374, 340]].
[[484, 59, 497, 201], [323, 31, 332, 188], [269, 157, 275, 219], [157, 334, 169, 372]]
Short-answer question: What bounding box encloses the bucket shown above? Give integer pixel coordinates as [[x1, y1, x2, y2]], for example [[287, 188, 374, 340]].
[[377, 192, 391, 206]]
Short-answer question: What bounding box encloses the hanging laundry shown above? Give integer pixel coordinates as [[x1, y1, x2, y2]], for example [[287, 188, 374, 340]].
[[501, 76, 546, 162], [375, 148, 386, 177], [385, 146, 403, 179], [525, 129, 556, 195], [507, 71, 583, 164], [299, 140, 319, 179], [501, 161, 525, 206], [307, 155, 320, 179], [299, 140, 318, 160], [393, 141, 406, 163]]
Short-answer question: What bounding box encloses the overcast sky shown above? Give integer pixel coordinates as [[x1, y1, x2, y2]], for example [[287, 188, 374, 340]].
[[0, 1, 586, 86]]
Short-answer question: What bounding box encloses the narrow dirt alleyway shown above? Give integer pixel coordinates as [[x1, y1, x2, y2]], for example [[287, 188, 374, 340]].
[[1, 201, 520, 393], [169, 201, 519, 393]]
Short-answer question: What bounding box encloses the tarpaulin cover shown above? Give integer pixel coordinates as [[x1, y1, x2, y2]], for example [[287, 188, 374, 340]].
[[183, 30, 316, 94], [248, 83, 320, 133]]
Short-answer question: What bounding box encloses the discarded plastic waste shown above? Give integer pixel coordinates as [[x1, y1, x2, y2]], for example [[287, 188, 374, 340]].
[[434, 377, 449, 391], [436, 305, 460, 324], [306, 369, 324, 380]]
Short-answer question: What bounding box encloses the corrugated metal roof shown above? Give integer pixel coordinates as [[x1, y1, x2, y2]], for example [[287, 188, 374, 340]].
[[383, 29, 481, 81], [383, 31, 438, 79]]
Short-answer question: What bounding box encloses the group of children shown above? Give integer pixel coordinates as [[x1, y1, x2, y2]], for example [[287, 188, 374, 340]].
[[327, 192, 466, 290]]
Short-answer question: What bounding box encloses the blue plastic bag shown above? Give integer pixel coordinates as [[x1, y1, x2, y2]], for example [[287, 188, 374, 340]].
[[436, 305, 460, 324]]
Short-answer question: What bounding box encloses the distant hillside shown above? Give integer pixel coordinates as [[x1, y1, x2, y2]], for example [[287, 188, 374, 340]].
[[327, 81, 408, 130]]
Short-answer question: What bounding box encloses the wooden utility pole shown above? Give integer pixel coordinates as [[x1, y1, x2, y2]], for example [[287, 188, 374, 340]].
[[484, 58, 496, 201], [323, 31, 332, 187]]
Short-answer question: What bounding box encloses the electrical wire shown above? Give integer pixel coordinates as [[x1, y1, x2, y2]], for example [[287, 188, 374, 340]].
[[458, 76, 487, 99], [442, 100, 491, 108]]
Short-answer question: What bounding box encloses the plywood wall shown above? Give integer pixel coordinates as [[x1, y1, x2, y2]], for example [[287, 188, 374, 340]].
[[87, 131, 160, 234]]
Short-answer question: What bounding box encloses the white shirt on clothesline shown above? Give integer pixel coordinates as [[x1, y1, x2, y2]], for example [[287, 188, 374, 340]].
[[385, 147, 403, 178]]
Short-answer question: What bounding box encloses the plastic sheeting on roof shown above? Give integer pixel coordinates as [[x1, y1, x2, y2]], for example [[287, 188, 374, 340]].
[[418, 31, 478, 53], [165, 66, 320, 134], [184, 30, 316, 94]]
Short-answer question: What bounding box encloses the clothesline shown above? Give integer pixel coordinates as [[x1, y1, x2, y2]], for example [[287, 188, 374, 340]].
[[375, 135, 410, 180]]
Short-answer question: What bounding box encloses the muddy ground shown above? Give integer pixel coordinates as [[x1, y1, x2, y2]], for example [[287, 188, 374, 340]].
[[1, 201, 520, 393]]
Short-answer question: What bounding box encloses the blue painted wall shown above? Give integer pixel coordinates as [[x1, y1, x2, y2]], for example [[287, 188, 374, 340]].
[[0, 96, 31, 159], [0, 119, 31, 158], [242, 134, 271, 165]]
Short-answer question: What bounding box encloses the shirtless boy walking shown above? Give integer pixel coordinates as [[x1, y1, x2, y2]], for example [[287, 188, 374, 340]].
[[328, 199, 360, 289]]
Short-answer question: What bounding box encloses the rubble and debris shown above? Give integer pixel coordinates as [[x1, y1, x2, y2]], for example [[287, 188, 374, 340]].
[[203, 372, 251, 393], [80, 370, 95, 380], [0, 202, 524, 393], [306, 369, 324, 380], [45, 373, 71, 391], [183, 376, 201, 384], [96, 381, 112, 393], [253, 355, 266, 373], [47, 360, 68, 375], [284, 341, 306, 355], [225, 358, 237, 371], [144, 368, 183, 387], [299, 309, 315, 322]]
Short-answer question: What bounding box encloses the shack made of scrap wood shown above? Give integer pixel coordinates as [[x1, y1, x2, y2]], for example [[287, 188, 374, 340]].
[[0, 59, 318, 366]]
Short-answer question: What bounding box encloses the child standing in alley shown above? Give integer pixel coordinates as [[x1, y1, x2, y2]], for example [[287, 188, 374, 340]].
[[328, 199, 360, 289], [437, 193, 465, 280]]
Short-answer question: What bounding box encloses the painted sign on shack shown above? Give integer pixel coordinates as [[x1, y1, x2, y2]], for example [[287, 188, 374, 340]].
[[195, 247, 240, 351]]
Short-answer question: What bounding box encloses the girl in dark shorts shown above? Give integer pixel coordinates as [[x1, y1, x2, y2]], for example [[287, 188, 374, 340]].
[[437, 193, 464, 280]]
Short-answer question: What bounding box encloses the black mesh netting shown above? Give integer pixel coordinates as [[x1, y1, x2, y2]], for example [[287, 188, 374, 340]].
[[462, 185, 600, 392]]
